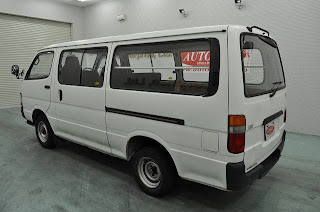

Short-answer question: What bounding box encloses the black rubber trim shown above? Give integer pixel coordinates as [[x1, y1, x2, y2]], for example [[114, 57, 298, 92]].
[[226, 131, 286, 191], [26, 120, 34, 126], [105, 107, 185, 125], [203, 38, 220, 97], [21, 106, 26, 119], [263, 110, 283, 126]]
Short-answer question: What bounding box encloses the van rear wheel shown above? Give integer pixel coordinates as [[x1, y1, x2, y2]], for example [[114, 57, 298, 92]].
[[132, 146, 177, 197], [35, 114, 56, 149]]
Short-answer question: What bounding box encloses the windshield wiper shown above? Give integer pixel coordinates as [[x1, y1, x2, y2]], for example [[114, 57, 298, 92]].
[[270, 81, 283, 97]]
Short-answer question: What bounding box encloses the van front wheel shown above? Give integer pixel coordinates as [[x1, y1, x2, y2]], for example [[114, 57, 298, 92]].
[[132, 146, 177, 196], [35, 114, 56, 149]]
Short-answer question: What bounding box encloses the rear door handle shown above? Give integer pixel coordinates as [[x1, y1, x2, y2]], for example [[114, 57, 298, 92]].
[[44, 85, 50, 89], [59, 90, 63, 101]]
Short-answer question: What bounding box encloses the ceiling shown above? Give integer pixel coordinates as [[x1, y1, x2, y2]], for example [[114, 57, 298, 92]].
[[51, 0, 104, 7]]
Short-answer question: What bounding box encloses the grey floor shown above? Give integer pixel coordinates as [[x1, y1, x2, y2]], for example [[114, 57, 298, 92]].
[[0, 108, 319, 212]]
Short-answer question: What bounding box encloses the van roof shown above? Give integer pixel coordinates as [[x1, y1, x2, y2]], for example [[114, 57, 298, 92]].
[[40, 25, 232, 51]]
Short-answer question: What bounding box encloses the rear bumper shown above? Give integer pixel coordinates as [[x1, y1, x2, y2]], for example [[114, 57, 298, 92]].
[[226, 130, 286, 191]]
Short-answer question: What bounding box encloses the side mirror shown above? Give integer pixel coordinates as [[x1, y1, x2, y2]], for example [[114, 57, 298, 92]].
[[11, 65, 24, 79], [11, 65, 19, 77]]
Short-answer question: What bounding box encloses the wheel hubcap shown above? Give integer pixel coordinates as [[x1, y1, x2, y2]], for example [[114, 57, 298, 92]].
[[138, 157, 161, 188], [37, 121, 48, 143]]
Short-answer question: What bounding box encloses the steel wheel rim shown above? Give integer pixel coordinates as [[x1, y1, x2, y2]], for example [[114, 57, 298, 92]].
[[138, 157, 161, 188], [37, 121, 48, 143]]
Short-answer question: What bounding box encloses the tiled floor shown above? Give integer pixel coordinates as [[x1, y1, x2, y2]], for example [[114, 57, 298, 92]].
[[0, 108, 319, 212]]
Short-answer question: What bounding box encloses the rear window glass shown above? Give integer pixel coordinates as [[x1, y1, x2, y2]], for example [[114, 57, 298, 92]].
[[110, 39, 220, 96], [241, 34, 285, 97], [242, 49, 264, 84]]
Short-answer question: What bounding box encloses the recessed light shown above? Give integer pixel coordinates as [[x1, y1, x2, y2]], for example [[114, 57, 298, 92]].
[[78, 0, 87, 2]]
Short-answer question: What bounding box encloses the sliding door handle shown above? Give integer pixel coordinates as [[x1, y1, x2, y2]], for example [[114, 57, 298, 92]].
[[44, 85, 50, 89], [59, 90, 63, 101]]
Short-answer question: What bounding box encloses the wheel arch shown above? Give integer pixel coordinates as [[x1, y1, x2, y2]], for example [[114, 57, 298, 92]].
[[126, 131, 179, 175], [32, 108, 46, 124]]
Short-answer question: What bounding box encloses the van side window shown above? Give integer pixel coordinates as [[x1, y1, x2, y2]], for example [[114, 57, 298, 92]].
[[59, 50, 83, 85], [128, 53, 176, 81], [26, 52, 54, 80], [110, 39, 219, 96], [58, 47, 108, 87]]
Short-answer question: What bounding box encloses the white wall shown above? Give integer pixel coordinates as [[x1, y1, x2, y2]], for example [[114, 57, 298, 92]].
[[0, 0, 84, 40], [82, 0, 320, 136], [1, 0, 319, 136], [213, 0, 320, 136], [82, 0, 214, 38]]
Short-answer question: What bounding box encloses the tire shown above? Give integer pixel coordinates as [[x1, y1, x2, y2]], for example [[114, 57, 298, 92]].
[[132, 146, 177, 197], [35, 114, 56, 149]]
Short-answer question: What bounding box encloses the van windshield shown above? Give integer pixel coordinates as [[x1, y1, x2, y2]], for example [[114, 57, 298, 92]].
[[241, 34, 285, 97]]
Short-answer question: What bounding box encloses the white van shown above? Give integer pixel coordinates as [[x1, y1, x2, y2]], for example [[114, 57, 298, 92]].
[[11, 25, 286, 196]]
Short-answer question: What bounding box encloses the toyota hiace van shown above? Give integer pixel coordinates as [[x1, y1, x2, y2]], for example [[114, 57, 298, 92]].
[[11, 25, 286, 196]]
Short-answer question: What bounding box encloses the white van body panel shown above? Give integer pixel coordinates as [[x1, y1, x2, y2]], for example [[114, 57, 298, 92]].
[[41, 26, 228, 51], [20, 25, 286, 192]]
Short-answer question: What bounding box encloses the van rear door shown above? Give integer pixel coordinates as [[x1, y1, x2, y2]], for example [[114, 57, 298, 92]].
[[229, 30, 286, 172]]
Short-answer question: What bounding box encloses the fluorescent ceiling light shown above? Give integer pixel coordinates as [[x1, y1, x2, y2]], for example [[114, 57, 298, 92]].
[[78, 0, 87, 2]]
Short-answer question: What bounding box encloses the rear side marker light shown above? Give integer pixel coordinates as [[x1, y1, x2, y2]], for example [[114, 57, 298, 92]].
[[228, 115, 246, 154]]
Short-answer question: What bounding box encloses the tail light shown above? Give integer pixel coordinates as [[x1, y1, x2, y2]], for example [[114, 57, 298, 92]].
[[284, 110, 286, 123], [228, 115, 246, 154]]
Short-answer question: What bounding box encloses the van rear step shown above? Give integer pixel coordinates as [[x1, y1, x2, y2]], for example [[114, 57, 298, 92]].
[[226, 131, 286, 191]]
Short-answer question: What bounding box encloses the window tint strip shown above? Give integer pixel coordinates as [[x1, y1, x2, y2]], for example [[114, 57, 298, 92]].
[[105, 107, 185, 125]]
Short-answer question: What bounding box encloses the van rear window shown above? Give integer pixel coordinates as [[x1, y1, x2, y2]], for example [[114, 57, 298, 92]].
[[241, 34, 285, 97], [110, 39, 220, 96]]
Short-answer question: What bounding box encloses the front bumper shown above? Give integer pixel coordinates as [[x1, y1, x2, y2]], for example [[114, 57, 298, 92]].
[[226, 130, 286, 191]]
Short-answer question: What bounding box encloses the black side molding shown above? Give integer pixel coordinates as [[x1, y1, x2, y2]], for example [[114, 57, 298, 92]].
[[263, 110, 283, 125], [105, 107, 184, 125]]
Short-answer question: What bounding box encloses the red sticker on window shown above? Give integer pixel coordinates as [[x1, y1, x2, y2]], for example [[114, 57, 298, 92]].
[[181, 51, 210, 72], [181, 51, 210, 66], [242, 50, 247, 59]]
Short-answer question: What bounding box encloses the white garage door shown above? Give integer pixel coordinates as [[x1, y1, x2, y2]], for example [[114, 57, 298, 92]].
[[0, 13, 71, 108]]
